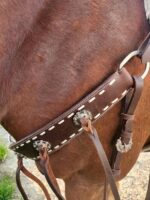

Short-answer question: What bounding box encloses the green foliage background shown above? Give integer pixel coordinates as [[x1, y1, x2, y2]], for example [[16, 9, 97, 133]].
[[0, 176, 15, 200]]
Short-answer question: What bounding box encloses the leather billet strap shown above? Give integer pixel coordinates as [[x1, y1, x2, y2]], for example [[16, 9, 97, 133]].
[[112, 76, 144, 176], [138, 32, 150, 63], [10, 68, 134, 159]]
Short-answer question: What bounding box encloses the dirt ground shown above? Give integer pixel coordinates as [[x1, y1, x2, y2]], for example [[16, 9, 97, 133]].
[[0, 126, 149, 200]]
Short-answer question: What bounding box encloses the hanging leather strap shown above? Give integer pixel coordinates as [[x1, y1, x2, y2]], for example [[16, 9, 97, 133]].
[[145, 175, 150, 200], [80, 118, 120, 200], [38, 147, 65, 200], [88, 128, 120, 200], [112, 76, 144, 177], [138, 32, 150, 63], [16, 156, 51, 200], [16, 158, 29, 200]]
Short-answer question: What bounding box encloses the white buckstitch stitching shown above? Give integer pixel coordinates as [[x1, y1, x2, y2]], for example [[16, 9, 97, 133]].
[[61, 139, 68, 144], [78, 128, 83, 132], [88, 97, 96, 103], [111, 98, 119, 104], [99, 90, 105, 95], [69, 133, 76, 138], [94, 113, 101, 119], [58, 120, 65, 125], [32, 136, 37, 140], [48, 126, 55, 131], [67, 113, 74, 118], [40, 131, 46, 136], [109, 79, 116, 86], [78, 105, 85, 111], [103, 106, 109, 111], [122, 90, 128, 96], [54, 145, 60, 149], [26, 140, 31, 144]]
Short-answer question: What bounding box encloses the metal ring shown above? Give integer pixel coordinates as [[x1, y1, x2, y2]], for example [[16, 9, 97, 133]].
[[118, 50, 150, 79], [141, 62, 150, 79], [118, 50, 140, 70]]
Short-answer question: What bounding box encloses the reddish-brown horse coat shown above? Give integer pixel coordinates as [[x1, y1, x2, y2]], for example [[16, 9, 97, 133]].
[[0, 0, 150, 199]]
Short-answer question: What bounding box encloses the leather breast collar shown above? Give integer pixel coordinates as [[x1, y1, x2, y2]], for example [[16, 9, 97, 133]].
[[10, 68, 133, 159]]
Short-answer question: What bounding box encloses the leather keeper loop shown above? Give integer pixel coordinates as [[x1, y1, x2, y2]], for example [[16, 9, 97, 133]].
[[121, 131, 132, 144], [121, 113, 135, 121]]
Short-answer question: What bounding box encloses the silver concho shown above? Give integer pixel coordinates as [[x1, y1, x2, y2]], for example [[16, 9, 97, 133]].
[[33, 140, 51, 151], [73, 109, 92, 126], [116, 137, 133, 153]]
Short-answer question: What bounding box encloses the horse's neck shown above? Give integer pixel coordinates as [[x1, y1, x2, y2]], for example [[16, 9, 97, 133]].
[[0, 0, 149, 140]]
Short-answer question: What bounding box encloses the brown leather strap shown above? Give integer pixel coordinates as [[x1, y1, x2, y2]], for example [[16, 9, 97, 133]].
[[112, 76, 144, 176], [103, 179, 108, 200], [145, 174, 150, 200], [87, 128, 120, 200], [16, 158, 29, 200], [79, 118, 120, 200], [16, 156, 51, 200], [138, 32, 150, 63], [38, 148, 65, 200]]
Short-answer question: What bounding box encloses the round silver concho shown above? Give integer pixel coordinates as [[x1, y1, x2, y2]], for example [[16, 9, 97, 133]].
[[33, 140, 51, 152], [73, 109, 92, 126], [116, 137, 133, 153]]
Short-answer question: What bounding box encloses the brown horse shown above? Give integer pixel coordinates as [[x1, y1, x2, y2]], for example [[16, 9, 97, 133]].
[[0, 0, 150, 199]]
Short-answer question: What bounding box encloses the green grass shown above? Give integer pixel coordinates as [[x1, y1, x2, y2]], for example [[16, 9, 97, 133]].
[[0, 144, 8, 161], [0, 176, 15, 200]]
